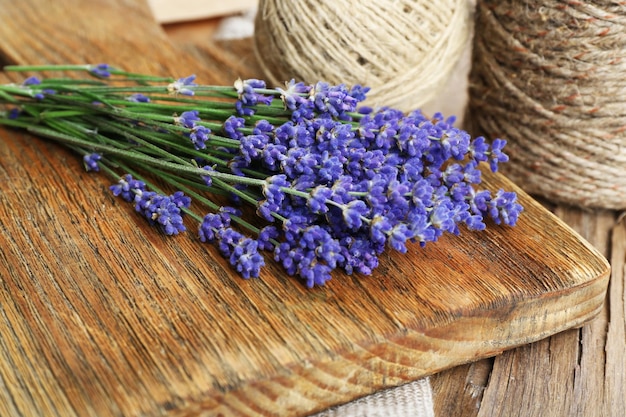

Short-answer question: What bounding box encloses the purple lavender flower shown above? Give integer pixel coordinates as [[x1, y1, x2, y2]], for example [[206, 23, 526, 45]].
[[234, 78, 273, 115], [300, 261, 333, 288], [258, 225, 279, 250], [283, 213, 313, 236], [388, 224, 413, 253], [283, 148, 318, 178], [316, 121, 354, 152], [201, 165, 215, 187], [222, 115, 245, 140], [126, 93, 150, 103], [83, 153, 101, 172], [240, 134, 268, 163], [329, 175, 354, 205], [304, 227, 344, 267], [216, 227, 244, 256], [370, 215, 392, 246], [210, 226, 265, 278], [254, 119, 274, 135], [448, 181, 473, 203], [234, 78, 272, 105], [228, 237, 265, 278], [8, 108, 20, 119], [442, 163, 465, 186], [235, 101, 255, 116], [170, 191, 191, 209], [341, 200, 369, 229], [340, 236, 380, 275], [88, 64, 113, 78], [463, 161, 482, 184], [469, 136, 489, 162], [176, 110, 200, 128], [274, 242, 300, 276], [262, 175, 289, 203], [220, 206, 242, 218], [307, 186, 333, 214], [272, 225, 344, 287], [110, 174, 146, 202], [258, 175, 289, 221], [429, 197, 457, 234], [262, 143, 287, 171], [363, 177, 389, 212], [487, 189, 523, 226], [22, 76, 41, 86], [189, 125, 211, 150], [441, 127, 471, 160], [276, 79, 311, 110], [199, 212, 231, 242], [465, 214, 486, 231], [411, 178, 434, 209], [168, 74, 196, 96], [397, 122, 430, 157], [469, 189, 491, 214], [489, 138, 509, 172], [313, 81, 368, 119], [317, 151, 344, 184], [33, 89, 56, 100], [199, 214, 221, 242], [349, 84, 370, 102], [134, 191, 186, 235], [408, 213, 438, 247]]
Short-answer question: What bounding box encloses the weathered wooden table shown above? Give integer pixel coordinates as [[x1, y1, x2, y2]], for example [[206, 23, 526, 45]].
[[0, 1, 623, 416]]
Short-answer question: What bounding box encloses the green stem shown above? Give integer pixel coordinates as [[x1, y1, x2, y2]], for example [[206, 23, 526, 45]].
[[159, 173, 265, 235], [26, 125, 265, 186]]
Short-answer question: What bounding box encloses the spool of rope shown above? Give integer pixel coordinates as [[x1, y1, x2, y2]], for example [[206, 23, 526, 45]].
[[253, 0, 473, 112], [468, 0, 626, 209]]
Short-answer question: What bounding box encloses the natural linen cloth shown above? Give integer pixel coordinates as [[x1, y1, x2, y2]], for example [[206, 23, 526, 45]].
[[215, 8, 437, 417], [310, 378, 434, 417]]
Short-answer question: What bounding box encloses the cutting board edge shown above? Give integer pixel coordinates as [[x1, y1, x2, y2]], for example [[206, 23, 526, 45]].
[[168, 263, 609, 417]]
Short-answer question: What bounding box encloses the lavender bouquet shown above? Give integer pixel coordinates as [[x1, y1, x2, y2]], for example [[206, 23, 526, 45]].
[[0, 64, 522, 288]]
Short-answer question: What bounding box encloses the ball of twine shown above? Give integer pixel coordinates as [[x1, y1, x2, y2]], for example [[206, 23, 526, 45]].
[[468, 0, 626, 209], [253, 0, 472, 112]]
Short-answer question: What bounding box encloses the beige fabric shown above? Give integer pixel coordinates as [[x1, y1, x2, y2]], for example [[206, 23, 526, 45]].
[[311, 378, 434, 417]]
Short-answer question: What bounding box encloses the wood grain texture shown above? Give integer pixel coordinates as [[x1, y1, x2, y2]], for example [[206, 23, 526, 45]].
[[0, 1, 614, 416], [432, 208, 626, 417], [474, 209, 622, 417]]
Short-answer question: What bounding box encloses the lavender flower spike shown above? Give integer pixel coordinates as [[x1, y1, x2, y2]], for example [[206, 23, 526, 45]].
[[110, 174, 146, 202], [88, 64, 113, 78], [168, 74, 197, 96], [83, 153, 102, 172], [175, 110, 200, 128], [134, 191, 187, 235]]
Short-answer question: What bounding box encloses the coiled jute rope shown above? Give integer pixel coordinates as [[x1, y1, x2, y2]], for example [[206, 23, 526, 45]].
[[468, 0, 626, 209], [253, 0, 472, 112]]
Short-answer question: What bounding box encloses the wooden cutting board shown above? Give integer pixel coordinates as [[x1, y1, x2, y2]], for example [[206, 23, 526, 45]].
[[0, 1, 610, 416]]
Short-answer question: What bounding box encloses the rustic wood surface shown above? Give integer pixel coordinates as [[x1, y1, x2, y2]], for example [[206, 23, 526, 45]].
[[0, 2, 622, 417]]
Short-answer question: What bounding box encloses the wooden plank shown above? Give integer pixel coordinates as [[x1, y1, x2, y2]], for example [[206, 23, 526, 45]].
[[0, 0, 229, 85], [602, 215, 626, 416], [0, 1, 612, 416], [433, 207, 626, 417], [431, 358, 493, 417], [469, 208, 621, 417]]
